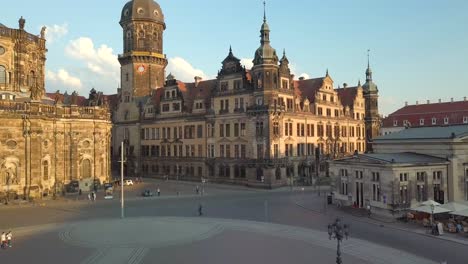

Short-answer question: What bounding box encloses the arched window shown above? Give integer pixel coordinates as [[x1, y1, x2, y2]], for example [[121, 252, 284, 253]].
[[0, 66, 6, 84], [43, 160, 49, 181]]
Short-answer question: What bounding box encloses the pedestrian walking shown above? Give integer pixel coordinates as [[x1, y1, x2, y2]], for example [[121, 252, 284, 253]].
[[196, 185, 199, 195], [157, 188, 161, 197], [366, 205, 371, 217], [92, 191, 96, 201], [87, 193, 91, 201], [198, 204, 203, 216], [79, 189, 82, 195], [6, 231, 12, 248], [1, 232, 6, 249]]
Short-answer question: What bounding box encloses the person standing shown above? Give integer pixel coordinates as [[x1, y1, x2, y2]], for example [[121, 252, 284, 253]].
[[196, 185, 199, 195], [6, 231, 12, 248], [198, 204, 203, 216], [157, 188, 161, 197], [1, 232, 6, 249]]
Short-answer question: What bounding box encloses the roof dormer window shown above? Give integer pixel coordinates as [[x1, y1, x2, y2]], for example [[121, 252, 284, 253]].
[[464, 116, 468, 124], [393, 120, 398, 126], [432, 118, 437, 125], [444, 117, 449, 124], [419, 119, 424, 126]]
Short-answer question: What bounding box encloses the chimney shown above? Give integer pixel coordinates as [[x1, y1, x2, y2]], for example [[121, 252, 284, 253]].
[[427, 100, 430, 104], [343, 83, 348, 88], [451, 98, 454, 103], [299, 77, 305, 81], [464, 97, 467, 101], [194, 76, 202, 87], [439, 99, 442, 103], [405, 102, 408, 106], [416, 101, 419, 105]]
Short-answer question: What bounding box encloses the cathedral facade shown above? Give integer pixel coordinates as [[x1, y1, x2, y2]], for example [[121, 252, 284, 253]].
[[112, 0, 380, 188], [0, 19, 112, 199]]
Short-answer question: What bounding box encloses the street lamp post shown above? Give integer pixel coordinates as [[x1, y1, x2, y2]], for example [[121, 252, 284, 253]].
[[328, 218, 349, 264], [430, 204, 435, 226], [119, 141, 127, 219]]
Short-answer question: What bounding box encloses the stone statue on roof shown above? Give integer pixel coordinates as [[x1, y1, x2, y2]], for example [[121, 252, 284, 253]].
[[40, 26, 46, 39], [19, 16, 25, 30]]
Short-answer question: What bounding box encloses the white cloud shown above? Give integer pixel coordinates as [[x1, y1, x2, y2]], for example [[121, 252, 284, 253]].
[[240, 58, 254, 70], [41, 23, 68, 43], [166, 57, 209, 82], [298, 73, 310, 80], [46, 69, 82, 89], [65, 37, 120, 79]]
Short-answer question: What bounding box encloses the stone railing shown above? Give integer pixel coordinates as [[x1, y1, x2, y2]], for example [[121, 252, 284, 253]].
[[0, 101, 110, 120]]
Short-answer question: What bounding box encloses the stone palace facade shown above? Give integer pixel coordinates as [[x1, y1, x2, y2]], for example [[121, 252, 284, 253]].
[[112, 0, 381, 188]]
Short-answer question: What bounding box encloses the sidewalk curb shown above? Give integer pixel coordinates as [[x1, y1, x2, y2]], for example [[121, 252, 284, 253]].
[[292, 197, 468, 246]]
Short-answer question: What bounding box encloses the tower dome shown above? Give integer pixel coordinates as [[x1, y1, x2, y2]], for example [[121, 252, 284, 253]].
[[120, 0, 165, 28]]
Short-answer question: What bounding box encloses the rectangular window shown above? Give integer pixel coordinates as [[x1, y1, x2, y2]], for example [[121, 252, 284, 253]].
[[235, 145, 240, 158], [162, 104, 170, 112], [234, 123, 239, 137], [274, 144, 279, 158], [393, 120, 398, 126], [197, 125, 203, 138], [241, 145, 246, 158], [198, 145, 203, 157], [318, 107, 323, 116], [226, 124, 231, 137], [444, 117, 449, 124], [226, 144, 231, 158], [464, 116, 468, 124], [220, 145, 225, 158], [240, 123, 246, 136], [257, 144, 264, 159], [432, 118, 437, 125], [219, 124, 224, 137], [420, 119, 424, 126], [326, 109, 331, 117]]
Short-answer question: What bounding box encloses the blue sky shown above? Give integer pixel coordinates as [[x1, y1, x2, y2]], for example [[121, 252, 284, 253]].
[[2, 0, 468, 115]]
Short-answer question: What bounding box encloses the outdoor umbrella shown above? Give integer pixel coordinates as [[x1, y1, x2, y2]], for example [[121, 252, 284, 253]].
[[421, 200, 441, 206], [411, 205, 451, 214], [450, 208, 468, 217], [441, 202, 468, 212]]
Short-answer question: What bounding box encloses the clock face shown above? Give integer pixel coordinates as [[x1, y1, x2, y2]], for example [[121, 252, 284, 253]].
[[137, 65, 146, 73], [0, 46, 5, 55]]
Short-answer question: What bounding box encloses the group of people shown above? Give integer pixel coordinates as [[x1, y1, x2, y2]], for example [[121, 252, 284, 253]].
[[1, 231, 12, 249], [87, 191, 97, 201]]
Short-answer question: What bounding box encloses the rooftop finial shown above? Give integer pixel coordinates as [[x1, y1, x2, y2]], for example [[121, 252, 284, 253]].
[[283, 48, 286, 57], [326, 68, 329, 77], [229, 45, 232, 54], [263, 1, 267, 22], [367, 49, 371, 69]]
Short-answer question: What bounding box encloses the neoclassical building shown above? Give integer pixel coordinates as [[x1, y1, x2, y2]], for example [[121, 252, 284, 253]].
[[112, 0, 380, 187], [0, 19, 112, 199]]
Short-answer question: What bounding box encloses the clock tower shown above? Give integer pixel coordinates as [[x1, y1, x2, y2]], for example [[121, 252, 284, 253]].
[[119, 0, 168, 98]]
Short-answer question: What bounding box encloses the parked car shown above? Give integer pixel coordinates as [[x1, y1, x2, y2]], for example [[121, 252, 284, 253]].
[[124, 179, 134, 186], [142, 190, 154, 197]]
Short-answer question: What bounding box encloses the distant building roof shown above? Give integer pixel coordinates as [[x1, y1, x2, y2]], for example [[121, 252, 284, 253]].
[[382, 99, 468, 128], [334, 152, 448, 165], [361, 152, 447, 164], [375, 124, 468, 141]]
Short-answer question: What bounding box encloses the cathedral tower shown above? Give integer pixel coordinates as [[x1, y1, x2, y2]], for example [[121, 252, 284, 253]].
[[119, 0, 167, 97], [362, 52, 381, 152]]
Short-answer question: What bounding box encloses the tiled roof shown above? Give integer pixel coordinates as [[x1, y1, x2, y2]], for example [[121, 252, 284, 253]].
[[382, 100, 468, 127], [375, 124, 468, 140], [336, 87, 358, 109], [293, 78, 324, 103]]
